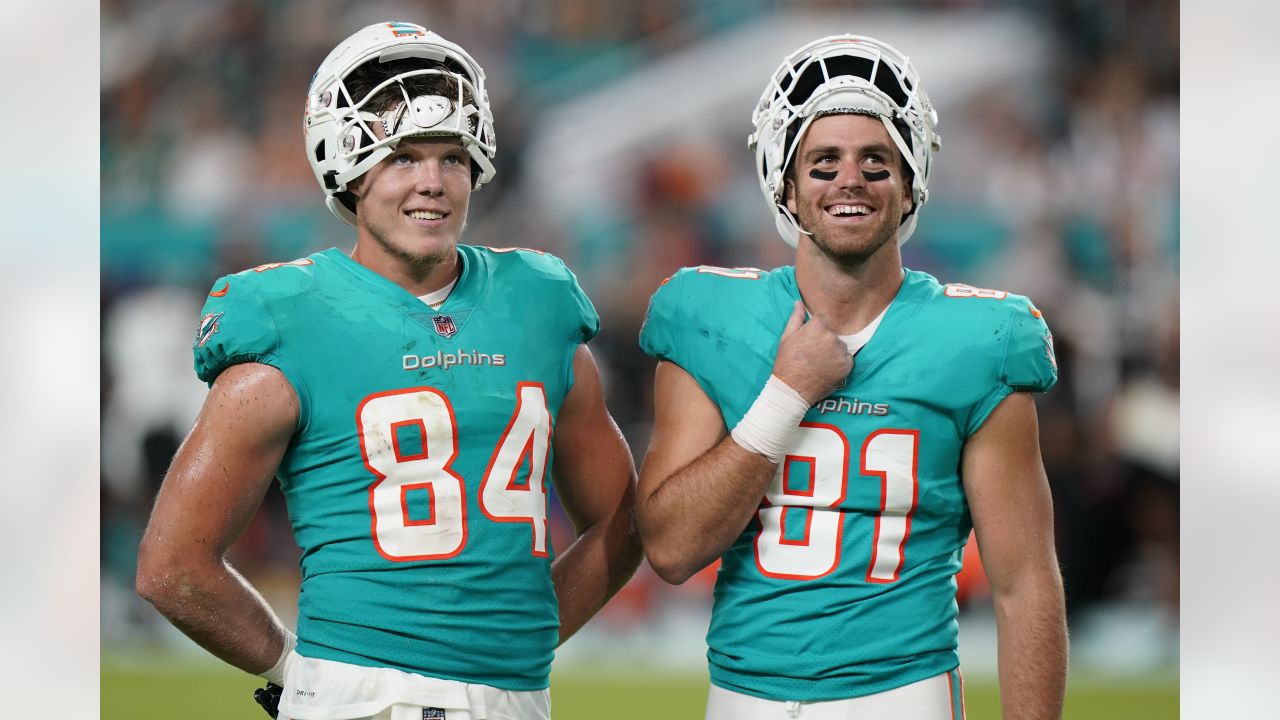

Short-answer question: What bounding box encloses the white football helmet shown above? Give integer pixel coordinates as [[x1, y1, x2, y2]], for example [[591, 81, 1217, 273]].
[[305, 21, 497, 226], [748, 34, 941, 246]]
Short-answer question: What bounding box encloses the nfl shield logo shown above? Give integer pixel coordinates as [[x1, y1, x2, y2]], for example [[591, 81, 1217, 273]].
[[432, 314, 458, 339], [423, 709, 447, 720]]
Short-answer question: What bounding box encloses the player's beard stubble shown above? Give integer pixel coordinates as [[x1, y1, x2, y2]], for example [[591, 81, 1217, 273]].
[[786, 164, 909, 269], [796, 198, 903, 269], [361, 212, 469, 275]]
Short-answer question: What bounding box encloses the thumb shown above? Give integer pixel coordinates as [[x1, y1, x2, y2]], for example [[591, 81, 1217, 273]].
[[781, 300, 806, 338]]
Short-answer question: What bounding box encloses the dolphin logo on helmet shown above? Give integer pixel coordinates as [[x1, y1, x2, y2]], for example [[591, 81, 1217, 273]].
[[305, 22, 498, 227], [748, 34, 942, 247]]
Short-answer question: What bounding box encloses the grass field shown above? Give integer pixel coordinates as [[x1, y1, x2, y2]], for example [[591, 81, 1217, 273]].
[[102, 659, 1177, 719]]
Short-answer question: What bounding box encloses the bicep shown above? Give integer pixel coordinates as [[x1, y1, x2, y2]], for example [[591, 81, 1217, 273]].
[[142, 363, 299, 560], [637, 360, 727, 505], [551, 345, 636, 530], [961, 391, 1057, 593]]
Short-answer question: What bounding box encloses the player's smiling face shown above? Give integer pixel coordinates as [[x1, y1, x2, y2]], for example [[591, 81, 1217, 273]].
[[350, 135, 473, 268], [785, 113, 912, 264]]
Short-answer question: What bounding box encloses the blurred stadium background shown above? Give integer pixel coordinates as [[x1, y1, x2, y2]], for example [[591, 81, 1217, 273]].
[[100, 0, 1178, 716]]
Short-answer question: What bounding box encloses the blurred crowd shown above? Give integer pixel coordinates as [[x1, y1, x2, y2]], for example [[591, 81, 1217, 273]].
[[101, 0, 1179, 666]]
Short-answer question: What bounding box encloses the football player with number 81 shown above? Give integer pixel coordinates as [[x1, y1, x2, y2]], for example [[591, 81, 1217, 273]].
[[136, 21, 641, 720], [637, 34, 1067, 719]]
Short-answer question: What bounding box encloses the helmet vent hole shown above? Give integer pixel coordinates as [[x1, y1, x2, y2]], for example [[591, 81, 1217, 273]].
[[788, 56, 910, 109]]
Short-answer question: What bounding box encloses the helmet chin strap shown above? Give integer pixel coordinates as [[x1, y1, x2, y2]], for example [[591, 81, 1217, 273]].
[[775, 203, 813, 248]]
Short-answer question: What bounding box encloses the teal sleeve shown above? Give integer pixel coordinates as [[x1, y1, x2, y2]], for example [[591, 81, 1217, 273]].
[[522, 250, 600, 345], [964, 294, 1058, 436], [1001, 296, 1058, 393], [638, 271, 686, 363], [561, 260, 600, 344], [638, 267, 779, 429], [192, 276, 282, 385]]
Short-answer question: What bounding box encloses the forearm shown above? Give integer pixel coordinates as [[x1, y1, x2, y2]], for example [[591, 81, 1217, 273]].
[[138, 558, 291, 675], [551, 493, 642, 644], [638, 438, 777, 583], [992, 573, 1068, 720]]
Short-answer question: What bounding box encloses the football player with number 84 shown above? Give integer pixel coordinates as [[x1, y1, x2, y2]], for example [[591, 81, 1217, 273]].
[[136, 21, 641, 720]]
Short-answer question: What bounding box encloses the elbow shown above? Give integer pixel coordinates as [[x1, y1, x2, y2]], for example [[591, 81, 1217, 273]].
[[651, 563, 696, 587], [134, 540, 168, 606], [987, 564, 1066, 614], [135, 537, 193, 610], [635, 499, 707, 585], [642, 541, 700, 586]]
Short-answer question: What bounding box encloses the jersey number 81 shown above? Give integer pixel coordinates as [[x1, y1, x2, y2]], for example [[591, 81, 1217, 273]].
[[755, 423, 920, 583]]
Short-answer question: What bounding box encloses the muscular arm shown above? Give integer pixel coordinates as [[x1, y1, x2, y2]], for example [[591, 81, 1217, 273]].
[[135, 362, 298, 675], [637, 303, 850, 584], [635, 361, 778, 584], [550, 344, 643, 645], [963, 391, 1068, 720]]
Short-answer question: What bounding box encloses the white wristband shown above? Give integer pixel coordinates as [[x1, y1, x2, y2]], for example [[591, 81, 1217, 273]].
[[260, 630, 296, 685], [730, 375, 811, 462]]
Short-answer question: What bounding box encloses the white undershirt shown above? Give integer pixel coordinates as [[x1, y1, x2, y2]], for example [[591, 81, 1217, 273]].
[[836, 303, 890, 356], [418, 275, 458, 310]]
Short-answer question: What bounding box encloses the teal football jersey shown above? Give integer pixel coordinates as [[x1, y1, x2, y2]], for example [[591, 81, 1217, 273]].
[[640, 265, 1056, 702], [193, 245, 599, 690]]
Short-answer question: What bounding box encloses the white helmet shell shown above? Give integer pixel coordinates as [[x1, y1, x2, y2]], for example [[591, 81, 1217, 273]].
[[748, 34, 941, 246], [305, 21, 497, 227]]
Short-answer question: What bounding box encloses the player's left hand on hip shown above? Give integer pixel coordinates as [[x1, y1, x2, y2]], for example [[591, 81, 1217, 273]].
[[253, 682, 283, 718]]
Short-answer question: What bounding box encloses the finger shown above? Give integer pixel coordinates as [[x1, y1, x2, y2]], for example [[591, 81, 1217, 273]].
[[781, 301, 806, 338]]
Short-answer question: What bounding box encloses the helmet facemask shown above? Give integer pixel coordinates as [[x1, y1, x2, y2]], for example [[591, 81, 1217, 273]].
[[305, 23, 497, 227], [749, 35, 941, 247], [326, 65, 494, 209]]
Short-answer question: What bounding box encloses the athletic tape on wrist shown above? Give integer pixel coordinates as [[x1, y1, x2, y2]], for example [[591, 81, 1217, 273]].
[[261, 630, 297, 685], [730, 375, 811, 462]]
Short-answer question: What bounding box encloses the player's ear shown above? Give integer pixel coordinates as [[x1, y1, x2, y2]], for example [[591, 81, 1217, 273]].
[[784, 177, 797, 215], [347, 176, 365, 200], [899, 158, 914, 215]]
